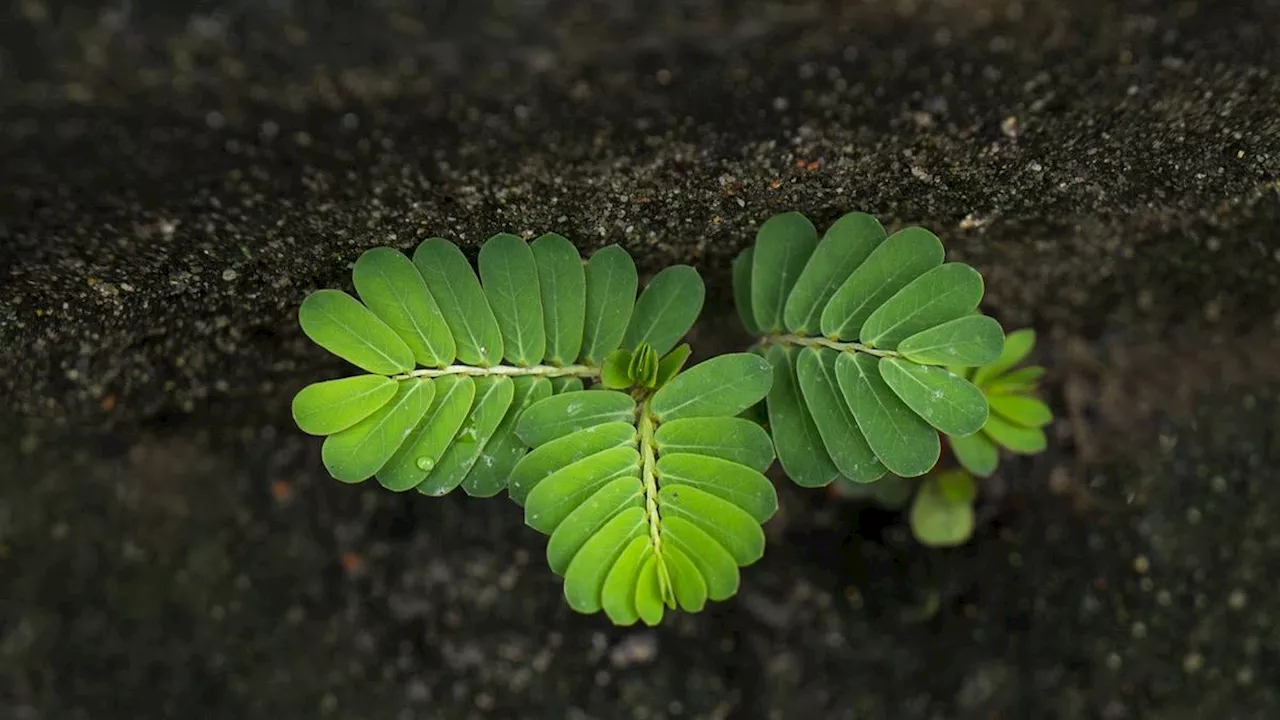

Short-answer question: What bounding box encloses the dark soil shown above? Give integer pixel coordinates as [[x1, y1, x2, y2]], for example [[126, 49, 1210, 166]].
[[2, 1, 1278, 719]]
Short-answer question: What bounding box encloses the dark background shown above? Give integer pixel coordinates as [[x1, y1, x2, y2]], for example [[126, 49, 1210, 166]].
[[2, 1, 1278, 718]]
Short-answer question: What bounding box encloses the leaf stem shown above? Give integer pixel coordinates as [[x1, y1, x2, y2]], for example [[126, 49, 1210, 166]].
[[393, 363, 600, 380], [757, 333, 900, 358], [637, 402, 662, 554]]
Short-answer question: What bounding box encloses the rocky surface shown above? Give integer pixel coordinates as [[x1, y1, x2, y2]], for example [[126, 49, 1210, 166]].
[[2, 1, 1278, 718]]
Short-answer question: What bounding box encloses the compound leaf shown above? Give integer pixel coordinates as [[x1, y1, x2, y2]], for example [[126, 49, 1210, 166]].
[[879, 358, 988, 437], [751, 212, 818, 333], [563, 506, 647, 614], [835, 352, 939, 477], [859, 263, 984, 348], [517, 390, 637, 448], [988, 394, 1053, 428], [547, 476, 644, 575], [321, 379, 434, 483], [622, 266, 704, 356], [653, 417, 775, 472], [650, 353, 773, 422], [292, 375, 397, 436], [582, 245, 638, 365], [983, 415, 1047, 454], [947, 431, 1000, 477], [525, 446, 641, 534], [412, 238, 504, 367], [508, 421, 637, 505], [461, 376, 553, 497], [732, 248, 761, 334], [820, 227, 945, 340], [352, 247, 455, 368], [299, 289, 414, 375], [478, 233, 546, 367], [795, 347, 886, 484], [660, 484, 764, 565], [417, 376, 515, 496], [898, 315, 1005, 367], [656, 453, 777, 523], [530, 233, 586, 365], [784, 212, 886, 334], [973, 328, 1036, 386], [377, 375, 475, 491]]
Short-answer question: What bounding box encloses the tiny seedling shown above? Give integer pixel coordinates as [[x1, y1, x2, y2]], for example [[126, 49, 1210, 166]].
[[292, 212, 1050, 623]]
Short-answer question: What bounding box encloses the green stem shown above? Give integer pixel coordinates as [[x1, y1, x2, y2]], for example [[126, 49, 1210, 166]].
[[756, 333, 899, 358], [637, 402, 662, 554], [394, 363, 600, 381]]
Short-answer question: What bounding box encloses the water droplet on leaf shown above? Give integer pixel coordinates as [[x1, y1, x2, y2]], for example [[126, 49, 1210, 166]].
[[416, 456, 435, 471]]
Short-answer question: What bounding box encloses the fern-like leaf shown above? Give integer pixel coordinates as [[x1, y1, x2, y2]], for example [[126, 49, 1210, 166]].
[[294, 235, 704, 494], [735, 211, 1006, 484], [514, 354, 775, 625]]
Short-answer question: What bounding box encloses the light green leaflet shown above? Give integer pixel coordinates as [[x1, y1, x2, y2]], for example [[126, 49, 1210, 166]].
[[516, 390, 637, 448], [662, 516, 739, 600], [581, 245, 638, 365], [321, 379, 434, 483], [732, 248, 760, 334], [878, 358, 988, 437], [564, 507, 647, 614], [547, 476, 644, 575], [655, 344, 691, 387], [601, 536, 650, 625], [898, 315, 1005, 367], [973, 328, 1036, 386], [983, 366, 1046, 395], [352, 247, 455, 368], [292, 375, 397, 436], [784, 212, 886, 334], [664, 544, 707, 612], [299, 290, 414, 375], [377, 375, 475, 492], [461, 376, 553, 498], [835, 353, 939, 478], [765, 345, 840, 487], [795, 348, 885, 484], [947, 432, 999, 477], [652, 417, 775, 472], [983, 415, 1047, 454], [600, 349, 633, 389], [819, 227, 945, 340], [622, 266, 704, 356], [412, 238, 504, 367], [417, 376, 515, 496], [750, 212, 818, 333], [508, 421, 637, 505], [650, 353, 773, 422], [909, 471, 975, 548], [988, 395, 1053, 428], [530, 233, 586, 365], [524, 446, 641, 534], [659, 485, 764, 565], [859, 263, 984, 348], [478, 234, 547, 367], [633, 555, 664, 624], [656, 454, 777, 523]]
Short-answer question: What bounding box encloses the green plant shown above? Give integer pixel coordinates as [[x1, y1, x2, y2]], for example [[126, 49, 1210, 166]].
[[732, 212, 1004, 485], [832, 328, 1053, 548], [292, 212, 1047, 624]]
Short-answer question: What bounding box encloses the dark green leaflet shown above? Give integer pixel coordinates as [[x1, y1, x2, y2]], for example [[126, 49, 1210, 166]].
[[478, 234, 547, 367], [750, 212, 818, 333], [416, 376, 515, 496], [412, 238, 504, 367], [581, 245, 638, 366], [795, 347, 885, 484], [765, 345, 840, 487], [784, 211, 886, 334], [461, 376, 553, 498], [377, 375, 475, 492]]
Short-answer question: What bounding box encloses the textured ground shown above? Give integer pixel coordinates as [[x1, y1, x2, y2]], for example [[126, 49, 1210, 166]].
[[2, 1, 1279, 718]]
